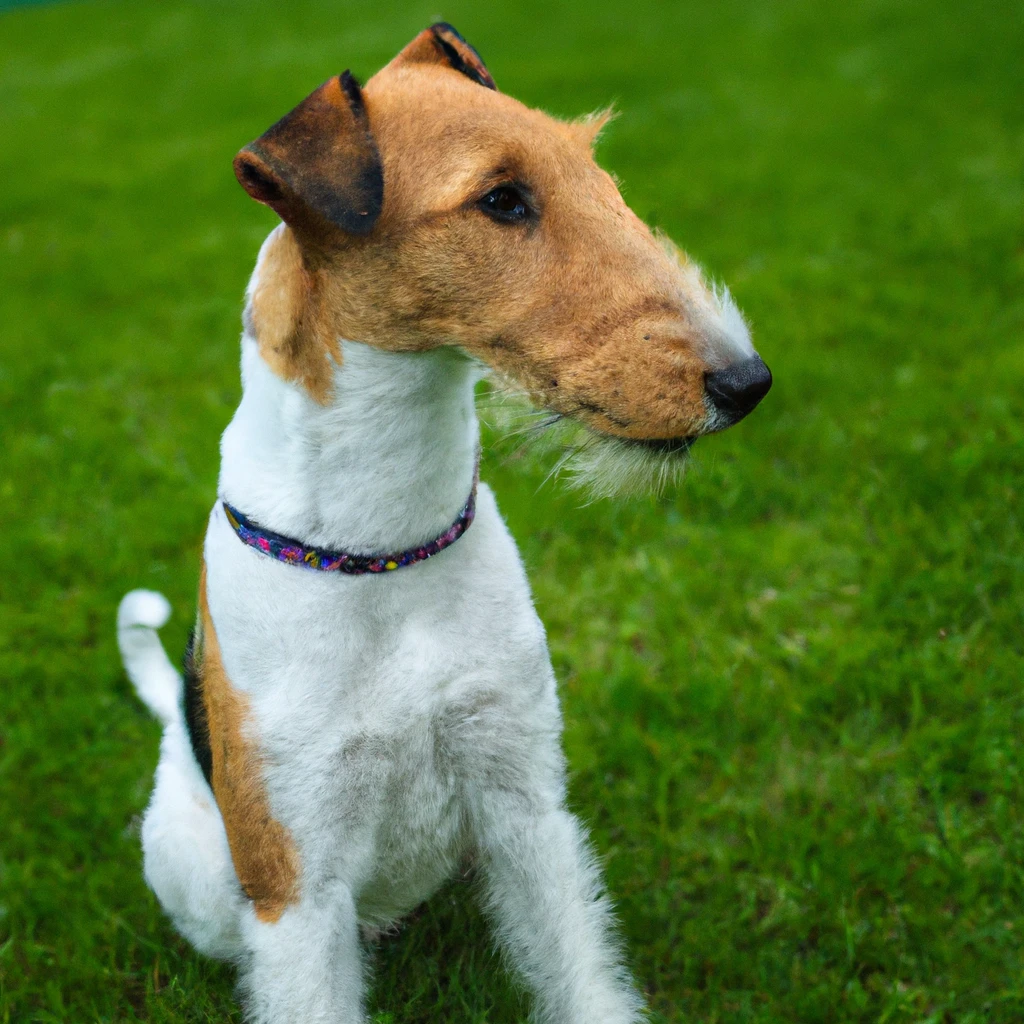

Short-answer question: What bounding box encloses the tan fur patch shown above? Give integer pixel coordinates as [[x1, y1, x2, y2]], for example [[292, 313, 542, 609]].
[[248, 227, 340, 404], [571, 106, 617, 149], [197, 566, 299, 922]]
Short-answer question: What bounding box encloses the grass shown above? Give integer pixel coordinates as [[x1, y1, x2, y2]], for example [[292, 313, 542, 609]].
[[1, 0, 1022, 1020]]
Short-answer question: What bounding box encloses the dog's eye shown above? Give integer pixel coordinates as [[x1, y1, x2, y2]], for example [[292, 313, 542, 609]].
[[478, 185, 532, 224]]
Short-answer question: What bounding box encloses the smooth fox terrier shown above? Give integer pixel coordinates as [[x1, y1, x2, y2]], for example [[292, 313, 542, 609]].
[[117, 23, 771, 1024]]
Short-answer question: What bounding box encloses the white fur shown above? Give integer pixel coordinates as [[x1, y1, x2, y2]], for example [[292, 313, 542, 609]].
[[657, 233, 754, 367], [119, 593, 246, 958], [118, 589, 178, 726], [122, 240, 645, 1022], [566, 433, 689, 499]]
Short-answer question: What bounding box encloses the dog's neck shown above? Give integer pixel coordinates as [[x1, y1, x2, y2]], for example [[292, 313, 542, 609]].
[[219, 338, 480, 554]]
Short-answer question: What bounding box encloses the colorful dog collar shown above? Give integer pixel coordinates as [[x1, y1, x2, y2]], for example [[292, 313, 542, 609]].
[[222, 481, 477, 575]]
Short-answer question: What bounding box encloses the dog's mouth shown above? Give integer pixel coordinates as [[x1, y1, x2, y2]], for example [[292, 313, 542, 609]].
[[487, 388, 699, 499]]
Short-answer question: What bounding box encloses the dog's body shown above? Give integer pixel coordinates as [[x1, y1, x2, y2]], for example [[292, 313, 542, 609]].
[[118, 24, 770, 1023], [121, 338, 631, 1022]]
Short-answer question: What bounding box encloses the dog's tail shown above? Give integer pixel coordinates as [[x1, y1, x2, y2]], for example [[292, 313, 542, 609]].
[[117, 590, 182, 728]]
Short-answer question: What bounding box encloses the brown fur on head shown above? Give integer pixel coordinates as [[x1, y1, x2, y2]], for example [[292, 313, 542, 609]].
[[234, 23, 769, 492]]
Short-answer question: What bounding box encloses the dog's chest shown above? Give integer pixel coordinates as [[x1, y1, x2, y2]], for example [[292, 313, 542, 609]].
[[248, 610, 486, 919], [206, 497, 552, 924]]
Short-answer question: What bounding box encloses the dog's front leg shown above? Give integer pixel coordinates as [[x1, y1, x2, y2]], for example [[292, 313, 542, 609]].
[[471, 792, 646, 1024], [237, 880, 366, 1024]]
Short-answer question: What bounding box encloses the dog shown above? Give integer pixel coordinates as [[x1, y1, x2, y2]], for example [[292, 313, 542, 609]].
[[117, 23, 771, 1024]]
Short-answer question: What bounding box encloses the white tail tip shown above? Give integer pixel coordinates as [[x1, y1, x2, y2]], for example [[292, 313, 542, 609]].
[[118, 589, 172, 632], [118, 589, 181, 727]]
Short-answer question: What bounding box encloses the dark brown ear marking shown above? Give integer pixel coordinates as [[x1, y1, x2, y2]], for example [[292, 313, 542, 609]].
[[233, 71, 384, 236], [429, 23, 496, 90], [339, 67, 368, 111]]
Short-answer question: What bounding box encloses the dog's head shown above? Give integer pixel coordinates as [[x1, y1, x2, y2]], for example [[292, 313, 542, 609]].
[[234, 24, 771, 495]]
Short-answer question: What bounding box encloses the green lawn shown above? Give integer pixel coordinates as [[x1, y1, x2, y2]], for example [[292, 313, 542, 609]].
[[2, 0, 1022, 1021]]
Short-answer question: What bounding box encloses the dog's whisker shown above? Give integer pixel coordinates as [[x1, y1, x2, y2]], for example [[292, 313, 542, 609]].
[[498, 413, 563, 442], [536, 446, 577, 493]]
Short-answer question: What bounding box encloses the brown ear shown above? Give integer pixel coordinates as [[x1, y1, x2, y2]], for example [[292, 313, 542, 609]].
[[390, 23, 496, 90], [234, 71, 383, 236]]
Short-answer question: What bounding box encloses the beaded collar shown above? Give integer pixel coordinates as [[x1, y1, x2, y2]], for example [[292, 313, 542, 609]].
[[222, 477, 477, 575]]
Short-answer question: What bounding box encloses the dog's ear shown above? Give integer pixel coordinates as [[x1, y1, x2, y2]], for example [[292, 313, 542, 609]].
[[234, 72, 383, 236], [389, 23, 496, 90]]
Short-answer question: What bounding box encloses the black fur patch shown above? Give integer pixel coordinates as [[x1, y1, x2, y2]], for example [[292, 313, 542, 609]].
[[339, 69, 366, 113], [182, 628, 213, 786]]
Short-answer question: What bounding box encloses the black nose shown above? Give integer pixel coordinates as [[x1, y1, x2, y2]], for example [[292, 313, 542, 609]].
[[704, 355, 772, 423]]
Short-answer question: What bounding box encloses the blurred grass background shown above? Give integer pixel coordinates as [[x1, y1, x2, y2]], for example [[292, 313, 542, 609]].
[[1, 0, 1022, 1021]]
